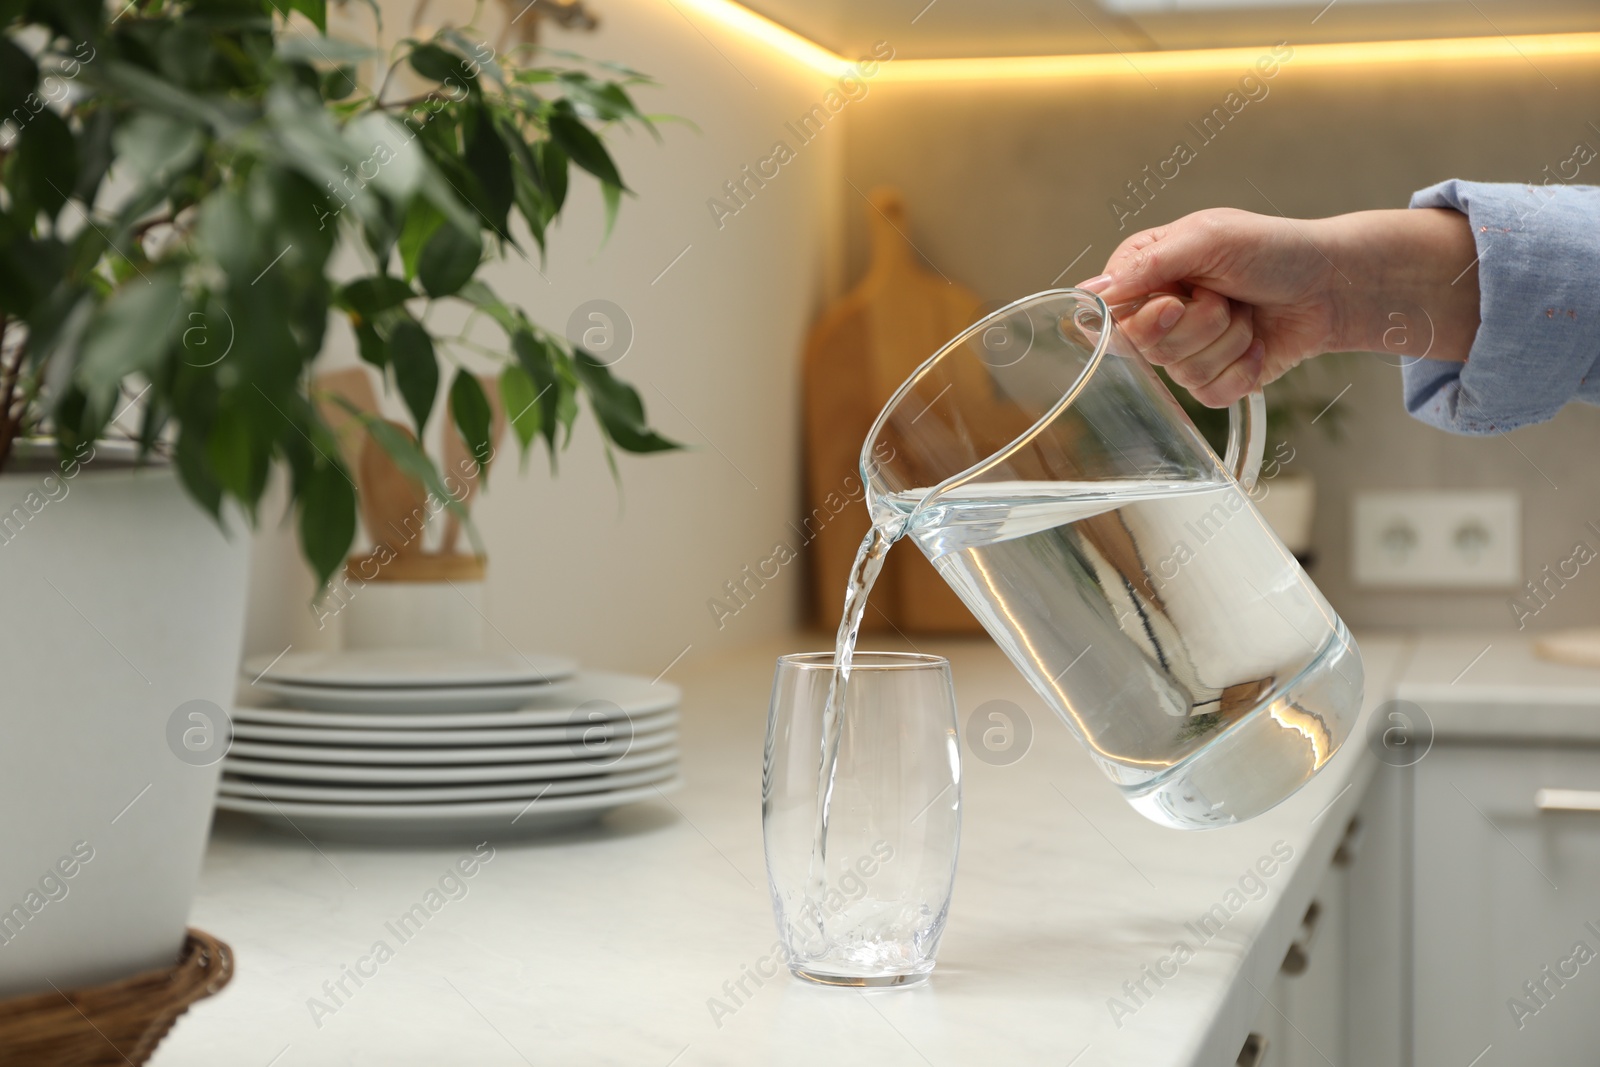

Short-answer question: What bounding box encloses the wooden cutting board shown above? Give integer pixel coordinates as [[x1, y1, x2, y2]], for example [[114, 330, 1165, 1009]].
[[802, 187, 985, 634]]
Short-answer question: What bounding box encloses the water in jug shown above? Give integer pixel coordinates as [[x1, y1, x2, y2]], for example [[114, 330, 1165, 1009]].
[[836, 287, 1362, 830]]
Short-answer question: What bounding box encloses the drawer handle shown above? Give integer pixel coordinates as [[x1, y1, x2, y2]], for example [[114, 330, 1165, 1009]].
[[1237, 1031, 1270, 1067], [1536, 788, 1600, 812], [1280, 900, 1323, 976], [1332, 814, 1364, 868]]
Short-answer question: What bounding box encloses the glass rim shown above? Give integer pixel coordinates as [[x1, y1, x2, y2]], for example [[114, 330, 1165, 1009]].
[[859, 286, 1112, 500], [777, 651, 950, 672]]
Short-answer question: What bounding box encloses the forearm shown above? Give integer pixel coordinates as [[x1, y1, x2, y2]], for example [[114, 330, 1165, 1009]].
[[1317, 207, 1480, 361]]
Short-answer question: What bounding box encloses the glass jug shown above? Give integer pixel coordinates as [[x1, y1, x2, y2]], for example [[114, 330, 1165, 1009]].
[[861, 288, 1362, 829]]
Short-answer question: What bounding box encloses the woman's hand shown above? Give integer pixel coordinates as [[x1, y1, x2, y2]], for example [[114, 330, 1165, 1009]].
[[1078, 206, 1480, 407]]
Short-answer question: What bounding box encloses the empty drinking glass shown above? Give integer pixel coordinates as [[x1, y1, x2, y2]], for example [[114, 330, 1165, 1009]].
[[762, 652, 961, 986]]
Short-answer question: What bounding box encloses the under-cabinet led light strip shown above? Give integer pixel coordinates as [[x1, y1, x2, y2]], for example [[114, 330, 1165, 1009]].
[[669, 0, 1600, 82]]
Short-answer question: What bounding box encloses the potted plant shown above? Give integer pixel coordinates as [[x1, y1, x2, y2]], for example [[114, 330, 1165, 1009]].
[[0, 0, 675, 999]]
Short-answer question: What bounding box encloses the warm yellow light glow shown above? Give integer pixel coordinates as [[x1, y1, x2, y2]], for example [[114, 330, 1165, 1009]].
[[669, 0, 856, 78], [879, 32, 1600, 82], [675, 0, 1600, 84]]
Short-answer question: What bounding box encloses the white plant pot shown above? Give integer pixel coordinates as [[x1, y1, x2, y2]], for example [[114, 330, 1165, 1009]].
[[340, 579, 485, 652], [0, 459, 249, 998]]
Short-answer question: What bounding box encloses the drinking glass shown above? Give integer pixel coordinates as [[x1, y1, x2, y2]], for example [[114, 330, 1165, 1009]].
[[762, 652, 961, 986]]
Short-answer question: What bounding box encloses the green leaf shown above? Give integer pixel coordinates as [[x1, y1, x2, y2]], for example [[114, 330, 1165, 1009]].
[[573, 350, 681, 454], [254, 165, 339, 287], [262, 81, 381, 231], [388, 318, 438, 436], [0, 233, 68, 319], [462, 104, 513, 237], [174, 419, 224, 522], [499, 121, 548, 252], [336, 275, 415, 321], [355, 320, 386, 369], [31, 0, 102, 53], [556, 383, 579, 448], [499, 363, 541, 459], [558, 74, 654, 136], [50, 384, 101, 461], [98, 60, 243, 137], [71, 106, 116, 206], [408, 43, 478, 92], [417, 221, 481, 298], [299, 458, 357, 590], [278, 35, 377, 64], [547, 102, 625, 190], [511, 169, 548, 255], [343, 112, 424, 201], [206, 412, 255, 500], [76, 272, 185, 405], [600, 181, 621, 245], [454, 279, 519, 336], [0, 242, 32, 318], [288, 0, 328, 32], [397, 198, 445, 281], [10, 107, 77, 220], [538, 140, 568, 218], [197, 187, 260, 280], [511, 329, 561, 461], [114, 112, 204, 185], [0, 38, 38, 118], [449, 369, 493, 478], [441, 28, 503, 85], [537, 48, 655, 82], [356, 413, 475, 539]]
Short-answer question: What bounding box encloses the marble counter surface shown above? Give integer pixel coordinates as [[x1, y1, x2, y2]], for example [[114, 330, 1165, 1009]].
[[1397, 631, 1600, 742], [152, 634, 1412, 1067]]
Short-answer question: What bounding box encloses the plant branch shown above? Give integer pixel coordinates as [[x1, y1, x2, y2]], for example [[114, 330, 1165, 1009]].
[[439, 334, 510, 361], [132, 212, 177, 239], [373, 56, 405, 110], [0, 317, 26, 473], [374, 92, 445, 112]]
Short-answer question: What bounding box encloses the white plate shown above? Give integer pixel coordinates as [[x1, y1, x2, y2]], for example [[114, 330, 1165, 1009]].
[[242, 648, 577, 688], [234, 672, 678, 728], [222, 745, 679, 784], [228, 727, 676, 766], [253, 678, 580, 714], [231, 708, 678, 747], [219, 762, 679, 804], [216, 777, 683, 841]]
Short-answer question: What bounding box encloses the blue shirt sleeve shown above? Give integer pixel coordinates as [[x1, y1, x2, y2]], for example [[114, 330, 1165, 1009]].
[[1402, 179, 1600, 434]]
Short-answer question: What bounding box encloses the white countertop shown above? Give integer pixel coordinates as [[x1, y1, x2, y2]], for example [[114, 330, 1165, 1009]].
[[150, 632, 1423, 1067], [1398, 631, 1600, 741]]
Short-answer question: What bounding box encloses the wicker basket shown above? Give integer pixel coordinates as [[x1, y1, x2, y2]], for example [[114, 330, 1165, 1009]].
[[0, 929, 233, 1066]]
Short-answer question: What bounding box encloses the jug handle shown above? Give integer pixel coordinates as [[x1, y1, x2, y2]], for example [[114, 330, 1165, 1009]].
[[1223, 391, 1267, 492]]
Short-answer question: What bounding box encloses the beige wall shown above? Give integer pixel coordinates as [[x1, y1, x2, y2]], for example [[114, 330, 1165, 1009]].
[[243, 0, 847, 674], [245, 22, 1600, 669], [843, 49, 1600, 633]]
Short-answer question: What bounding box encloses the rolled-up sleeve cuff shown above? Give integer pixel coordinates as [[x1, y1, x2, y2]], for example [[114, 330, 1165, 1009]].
[[1401, 179, 1600, 434]]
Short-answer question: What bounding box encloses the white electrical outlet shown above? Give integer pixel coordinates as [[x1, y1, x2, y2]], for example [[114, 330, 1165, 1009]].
[[1352, 490, 1521, 589]]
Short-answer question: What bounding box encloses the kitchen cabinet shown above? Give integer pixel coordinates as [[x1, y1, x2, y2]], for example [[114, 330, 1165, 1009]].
[[1242, 762, 1408, 1067], [1276, 860, 1348, 1067], [1241, 855, 1346, 1067], [1343, 764, 1408, 1067], [1413, 741, 1600, 1066], [1243, 895, 1326, 1067]]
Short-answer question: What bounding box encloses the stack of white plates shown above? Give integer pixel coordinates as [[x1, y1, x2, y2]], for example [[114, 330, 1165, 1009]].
[[218, 650, 681, 843]]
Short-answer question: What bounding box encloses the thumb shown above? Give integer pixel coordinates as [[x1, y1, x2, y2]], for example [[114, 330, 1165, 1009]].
[[1080, 223, 1215, 305]]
